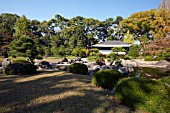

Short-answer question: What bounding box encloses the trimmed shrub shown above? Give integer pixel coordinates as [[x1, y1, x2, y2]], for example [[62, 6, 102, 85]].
[[115, 77, 170, 113], [92, 70, 124, 89], [145, 56, 165, 61], [4, 63, 37, 75], [69, 63, 88, 75], [128, 45, 140, 58], [159, 76, 170, 85]]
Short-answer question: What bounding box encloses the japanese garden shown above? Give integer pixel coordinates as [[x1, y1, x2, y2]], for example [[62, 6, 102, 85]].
[[0, 0, 170, 113]]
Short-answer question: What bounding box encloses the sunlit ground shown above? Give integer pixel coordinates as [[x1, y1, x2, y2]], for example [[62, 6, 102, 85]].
[[0, 70, 131, 113]]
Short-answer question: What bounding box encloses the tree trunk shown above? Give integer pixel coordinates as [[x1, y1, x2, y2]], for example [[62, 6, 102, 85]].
[[29, 57, 34, 64]]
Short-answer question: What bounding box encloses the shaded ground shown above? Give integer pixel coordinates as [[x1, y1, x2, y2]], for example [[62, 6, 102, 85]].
[[0, 70, 136, 113]]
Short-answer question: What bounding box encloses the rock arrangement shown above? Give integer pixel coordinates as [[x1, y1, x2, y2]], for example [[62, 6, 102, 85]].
[[88, 61, 134, 76], [34, 58, 170, 76], [156, 60, 170, 68]]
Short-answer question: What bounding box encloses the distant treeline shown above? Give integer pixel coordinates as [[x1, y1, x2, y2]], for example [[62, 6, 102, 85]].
[[0, 0, 169, 59]]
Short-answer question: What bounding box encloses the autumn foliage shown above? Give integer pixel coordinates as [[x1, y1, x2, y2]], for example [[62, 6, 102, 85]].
[[145, 36, 170, 56]]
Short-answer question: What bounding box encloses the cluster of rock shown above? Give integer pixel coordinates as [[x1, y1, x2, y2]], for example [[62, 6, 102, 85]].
[[34, 57, 135, 76], [35, 57, 88, 70], [122, 59, 170, 69], [88, 62, 134, 76]]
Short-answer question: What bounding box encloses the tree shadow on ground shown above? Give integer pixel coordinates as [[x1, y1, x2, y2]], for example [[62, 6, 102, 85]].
[[0, 70, 130, 113]]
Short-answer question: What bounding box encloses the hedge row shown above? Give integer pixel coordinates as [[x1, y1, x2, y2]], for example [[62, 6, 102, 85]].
[[4, 60, 37, 75], [92, 70, 124, 89], [69, 63, 88, 75], [115, 77, 170, 113]]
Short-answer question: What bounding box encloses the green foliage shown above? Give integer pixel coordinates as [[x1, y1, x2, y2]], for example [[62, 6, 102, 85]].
[[89, 48, 99, 53], [120, 8, 170, 39], [96, 58, 105, 66], [144, 56, 165, 61], [72, 47, 79, 56], [106, 52, 117, 61], [92, 70, 123, 89], [0, 13, 19, 55], [163, 48, 170, 61], [14, 16, 30, 37], [159, 76, 170, 85], [115, 77, 170, 113], [4, 63, 37, 75], [124, 55, 132, 60], [69, 63, 88, 75], [58, 45, 66, 56], [87, 56, 97, 61], [115, 60, 123, 67], [9, 35, 38, 63], [128, 45, 140, 58], [107, 47, 125, 61], [123, 31, 134, 44], [79, 48, 88, 58], [87, 48, 103, 61], [112, 47, 125, 54]]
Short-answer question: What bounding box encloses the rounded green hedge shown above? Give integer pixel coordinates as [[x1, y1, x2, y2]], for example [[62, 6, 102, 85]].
[[4, 63, 37, 75], [69, 63, 88, 75], [115, 77, 170, 113], [92, 70, 124, 89], [159, 76, 170, 85]]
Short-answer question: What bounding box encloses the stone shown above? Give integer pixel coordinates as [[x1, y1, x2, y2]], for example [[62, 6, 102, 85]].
[[75, 56, 81, 61], [118, 67, 129, 76], [2, 58, 11, 69], [39, 61, 52, 69], [92, 65, 100, 71], [62, 57, 68, 62], [100, 65, 111, 70]]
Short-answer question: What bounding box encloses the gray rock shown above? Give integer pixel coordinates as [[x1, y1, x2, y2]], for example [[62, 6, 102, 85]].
[[39, 61, 52, 69], [92, 65, 100, 70], [100, 65, 111, 70], [118, 67, 129, 76], [2, 58, 11, 69]]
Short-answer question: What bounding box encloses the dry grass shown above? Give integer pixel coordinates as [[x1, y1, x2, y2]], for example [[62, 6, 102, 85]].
[[0, 57, 4, 63], [0, 70, 134, 113], [34, 58, 61, 63]]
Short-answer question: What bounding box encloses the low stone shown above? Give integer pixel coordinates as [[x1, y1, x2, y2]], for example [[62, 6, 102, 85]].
[[2, 58, 11, 69], [62, 57, 68, 62], [100, 65, 111, 70], [92, 65, 100, 71], [118, 67, 129, 76], [39, 61, 52, 69]]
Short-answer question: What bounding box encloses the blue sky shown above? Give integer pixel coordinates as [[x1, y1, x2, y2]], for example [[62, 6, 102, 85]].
[[0, 0, 161, 21]]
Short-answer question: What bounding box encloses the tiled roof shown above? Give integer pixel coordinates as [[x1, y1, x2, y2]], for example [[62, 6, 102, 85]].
[[97, 41, 130, 45], [92, 41, 131, 47]]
